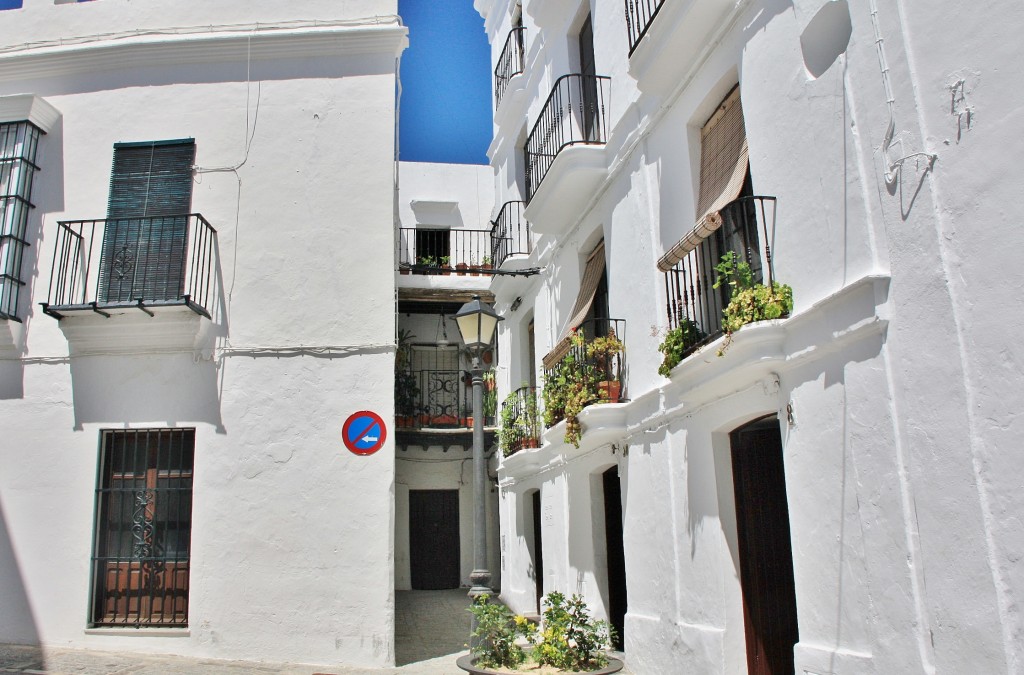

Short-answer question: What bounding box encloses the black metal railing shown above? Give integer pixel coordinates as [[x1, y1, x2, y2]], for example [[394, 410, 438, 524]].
[[543, 318, 627, 425], [42, 214, 217, 319], [490, 201, 531, 267], [500, 386, 541, 456], [525, 74, 611, 202], [396, 367, 497, 429], [397, 228, 495, 274], [495, 26, 526, 108], [625, 0, 667, 55], [663, 196, 777, 357]]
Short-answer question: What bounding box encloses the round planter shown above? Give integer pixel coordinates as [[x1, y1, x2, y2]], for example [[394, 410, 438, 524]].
[[455, 654, 624, 675]]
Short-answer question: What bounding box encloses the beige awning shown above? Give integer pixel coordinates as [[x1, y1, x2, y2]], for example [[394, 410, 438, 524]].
[[542, 240, 605, 370], [657, 87, 748, 272]]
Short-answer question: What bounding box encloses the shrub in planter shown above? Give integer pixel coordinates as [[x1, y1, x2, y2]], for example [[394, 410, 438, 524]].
[[713, 251, 793, 356], [468, 594, 535, 670], [585, 331, 624, 403], [529, 592, 614, 671]]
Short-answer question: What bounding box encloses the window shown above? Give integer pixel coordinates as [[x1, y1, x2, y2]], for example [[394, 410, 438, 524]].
[[0, 121, 41, 321], [578, 14, 599, 142], [90, 429, 194, 628], [414, 228, 450, 266], [99, 139, 195, 303]]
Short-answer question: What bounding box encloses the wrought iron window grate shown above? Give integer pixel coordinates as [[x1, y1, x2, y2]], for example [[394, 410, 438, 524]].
[[90, 428, 194, 628], [0, 121, 41, 322]]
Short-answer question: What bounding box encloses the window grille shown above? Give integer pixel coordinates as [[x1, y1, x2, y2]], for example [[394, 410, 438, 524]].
[[0, 121, 41, 321], [90, 428, 195, 628]]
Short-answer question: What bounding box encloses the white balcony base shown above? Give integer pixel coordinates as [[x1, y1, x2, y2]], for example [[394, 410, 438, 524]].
[[523, 144, 608, 237]]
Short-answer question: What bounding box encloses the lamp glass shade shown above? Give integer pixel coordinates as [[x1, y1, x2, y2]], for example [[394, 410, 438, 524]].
[[455, 296, 503, 351]]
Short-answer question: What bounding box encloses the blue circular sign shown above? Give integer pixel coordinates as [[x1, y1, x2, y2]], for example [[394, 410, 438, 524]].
[[342, 411, 387, 456]]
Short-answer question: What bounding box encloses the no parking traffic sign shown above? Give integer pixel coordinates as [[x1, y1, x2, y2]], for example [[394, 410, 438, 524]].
[[342, 410, 387, 456]]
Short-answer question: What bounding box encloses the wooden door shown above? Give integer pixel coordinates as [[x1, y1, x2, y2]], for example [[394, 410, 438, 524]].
[[730, 416, 799, 675], [602, 467, 627, 650], [531, 490, 544, 613], [409, 490, 461, 590]]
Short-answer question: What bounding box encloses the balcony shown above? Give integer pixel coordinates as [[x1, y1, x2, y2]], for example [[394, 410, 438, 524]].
[[398, 227, 496, 276], [625, 0, 667, 55], [542, 318, 626, 436], [42, 214, 217, 320], [498, 386, 540, 457], [494, 26, 526, 109], [523, 74, 610, 235], [662, 196, 777, 358], [525, 74, 610, 203], [489, 201, 532, 268]]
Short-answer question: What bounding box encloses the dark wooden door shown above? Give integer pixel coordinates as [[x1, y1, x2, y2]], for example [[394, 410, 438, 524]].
[[602, 467, 627, 650], [730, 417, 799, 675], [531, 490, 544, 613], [409, 490, 460, 590], [578, 14, 599, 142]]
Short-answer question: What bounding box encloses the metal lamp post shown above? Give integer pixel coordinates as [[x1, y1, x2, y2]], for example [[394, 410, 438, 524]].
[[454, 295, 503, 636]]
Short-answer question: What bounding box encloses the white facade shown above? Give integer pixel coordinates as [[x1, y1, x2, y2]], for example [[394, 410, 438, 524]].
[[476, 0, 1024, 673], [0, 0, 405, 669], [393, 161, 501, 594]]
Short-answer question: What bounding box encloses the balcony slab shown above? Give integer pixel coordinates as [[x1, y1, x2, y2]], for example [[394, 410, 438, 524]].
[[523, 144, 607, 237]]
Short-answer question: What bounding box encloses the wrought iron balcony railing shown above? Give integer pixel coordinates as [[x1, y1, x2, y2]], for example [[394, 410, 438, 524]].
[[663, 196, 777, 357], [395, 367, 497, 429], [542, 318, 626, 426], [525, 73, 611, 202], [495, 26, 526, 108], [490, 201, 531, 268], [42, 214, 217, 319], [398, 228, 496, 275], [499, 386, 541, 456], [625, 0, 667, 55]]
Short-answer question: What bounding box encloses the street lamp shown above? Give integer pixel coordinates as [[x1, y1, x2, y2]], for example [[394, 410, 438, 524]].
[[454, 295, 503, 610]]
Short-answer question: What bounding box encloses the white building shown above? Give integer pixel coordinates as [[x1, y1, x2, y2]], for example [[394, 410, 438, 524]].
[[474, 0, 1024, 673], [0, 0, 406, 669]]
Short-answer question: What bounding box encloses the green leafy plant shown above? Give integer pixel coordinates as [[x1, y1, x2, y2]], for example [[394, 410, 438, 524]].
[[395, 329, 419, 416], [417, 254, 438, 267], [584, 330, 624, 377], [656, 319, 705, 377], [499, 387, 540, 456], [529, 592, 614, 671], [468, 594, 536, 670], [482, 370, 498, 421], [542, 331, 598, 448], [713, 251, 793, 356], [439, 255, 451, 267]]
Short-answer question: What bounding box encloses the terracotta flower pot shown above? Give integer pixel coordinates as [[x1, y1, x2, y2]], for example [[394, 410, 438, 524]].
[[598, 380, 621, 403], [456, 263, 468, 276]]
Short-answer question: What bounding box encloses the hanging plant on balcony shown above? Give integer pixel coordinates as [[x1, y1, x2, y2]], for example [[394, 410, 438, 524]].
[[713, 251, 793, 356], [499, 388, 540, 457], [656, 319, 706, 377], [584, 330, 625, 403], [542, 331, 598, 448]]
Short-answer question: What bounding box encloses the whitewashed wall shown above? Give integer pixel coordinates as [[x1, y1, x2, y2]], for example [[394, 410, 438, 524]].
[[0, 0, 405, 668], [479, 0, 1024, 673]]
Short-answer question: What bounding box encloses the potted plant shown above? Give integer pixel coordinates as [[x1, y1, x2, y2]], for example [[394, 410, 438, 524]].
[[713, 251, 793, 356], [482, 370, 498, 425], [585, 330, 625, 403], [394, 329, 419, 426], [498, 388, 540, 457], [656, 318, 706, 376], [458, 592, 622, 674], [439, 255, 452, 275], [456, 261, 469, 275], [481, 255, 493, 271], [417, 254, 438, 274], [542, 332, 598, 448]]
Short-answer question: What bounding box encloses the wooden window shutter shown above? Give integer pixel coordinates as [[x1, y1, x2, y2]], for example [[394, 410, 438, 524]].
[[99, 139, 195, 303], [657, 87, 749, 271]]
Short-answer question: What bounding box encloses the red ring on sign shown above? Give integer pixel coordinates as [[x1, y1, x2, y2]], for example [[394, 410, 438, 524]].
[[342, 410, 387, 456]]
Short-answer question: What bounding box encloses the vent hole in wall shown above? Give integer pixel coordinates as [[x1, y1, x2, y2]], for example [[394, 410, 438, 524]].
[[800, 0, 852, 79]]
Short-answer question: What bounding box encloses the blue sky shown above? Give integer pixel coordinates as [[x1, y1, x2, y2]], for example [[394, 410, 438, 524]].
[[398, 0, 492, 165]]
